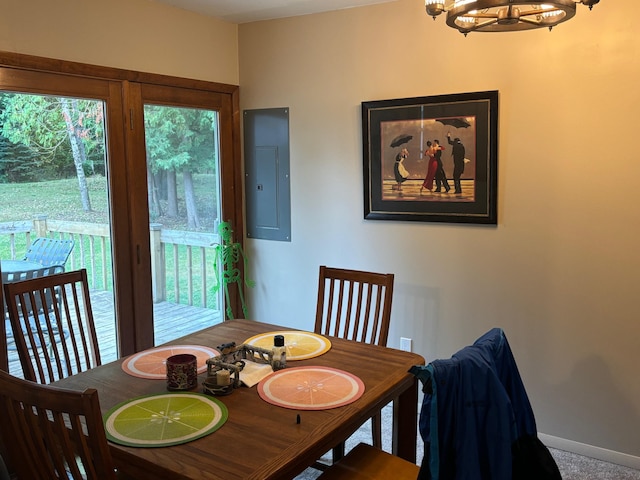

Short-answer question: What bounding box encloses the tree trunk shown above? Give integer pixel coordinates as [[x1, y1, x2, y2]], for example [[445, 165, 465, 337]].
[[166, 169, 178, 218], [156, 170, 167, 200], [147, 167, 162, 219], [183, 169, 200, 229], [60, 98, 92, 211]]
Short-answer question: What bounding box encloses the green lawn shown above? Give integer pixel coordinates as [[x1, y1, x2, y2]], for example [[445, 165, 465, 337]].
[[0, 176, 110, 224], [1, 175, 220, 309]]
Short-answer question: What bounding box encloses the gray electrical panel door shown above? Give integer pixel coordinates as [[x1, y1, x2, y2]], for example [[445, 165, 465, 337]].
[[244, 108, 291, 241]]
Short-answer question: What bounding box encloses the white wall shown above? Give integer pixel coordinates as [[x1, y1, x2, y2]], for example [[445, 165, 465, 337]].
[[238, 0, 640, 464], [0, 0, 239, 84]]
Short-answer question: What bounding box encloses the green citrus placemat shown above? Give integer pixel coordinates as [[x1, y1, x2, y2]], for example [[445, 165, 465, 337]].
[[104, 392, 227, 447]]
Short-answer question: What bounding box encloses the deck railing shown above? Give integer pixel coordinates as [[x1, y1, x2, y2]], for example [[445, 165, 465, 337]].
[[0, 216, 219, 308]]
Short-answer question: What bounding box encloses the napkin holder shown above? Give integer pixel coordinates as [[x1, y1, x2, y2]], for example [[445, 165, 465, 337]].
[[203, 342, 274, 396]]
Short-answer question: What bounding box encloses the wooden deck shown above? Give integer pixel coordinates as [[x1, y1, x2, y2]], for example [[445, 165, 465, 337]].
[[6, 289, 222, 378]]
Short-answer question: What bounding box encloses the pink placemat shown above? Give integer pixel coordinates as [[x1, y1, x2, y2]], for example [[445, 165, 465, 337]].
[[122, 345, 219, 379], [258, 366, 365, 410]]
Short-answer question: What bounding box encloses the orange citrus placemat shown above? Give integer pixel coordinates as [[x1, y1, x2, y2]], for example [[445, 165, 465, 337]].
[[244, 331, 331, 361], [104, 392, 227, 447], [122, 345, 219, 379], [258, 366, 365, 410]]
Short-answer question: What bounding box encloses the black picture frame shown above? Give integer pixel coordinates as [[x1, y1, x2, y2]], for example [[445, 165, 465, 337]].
[[362, 90, 498, 224]]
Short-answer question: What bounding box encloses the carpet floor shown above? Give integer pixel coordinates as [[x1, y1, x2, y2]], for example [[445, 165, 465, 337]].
[[294, 404, 640, 479]]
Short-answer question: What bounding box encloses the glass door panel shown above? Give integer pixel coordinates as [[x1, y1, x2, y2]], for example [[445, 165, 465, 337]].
[[0, 59, 242, 365], [0, 91, 119, 375], [142, 104, 222, 344]]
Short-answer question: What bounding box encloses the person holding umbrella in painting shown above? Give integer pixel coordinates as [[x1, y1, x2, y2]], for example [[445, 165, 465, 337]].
[[393, 147, 410, 192], [390, 134, 412, 192], [447, 133, 466, 194]]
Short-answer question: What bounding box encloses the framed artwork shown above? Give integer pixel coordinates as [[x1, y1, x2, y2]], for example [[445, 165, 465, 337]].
[[362, 90, 498, 224]]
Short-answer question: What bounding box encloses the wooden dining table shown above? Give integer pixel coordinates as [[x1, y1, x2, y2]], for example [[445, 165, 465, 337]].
[[52, 319, 425, 480]]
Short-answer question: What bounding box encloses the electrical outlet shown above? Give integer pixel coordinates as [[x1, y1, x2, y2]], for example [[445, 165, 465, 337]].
[[400, 337, 412, 352]]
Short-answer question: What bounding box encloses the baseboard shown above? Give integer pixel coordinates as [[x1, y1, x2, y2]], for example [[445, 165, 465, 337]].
[[539, 433, 640, 470]]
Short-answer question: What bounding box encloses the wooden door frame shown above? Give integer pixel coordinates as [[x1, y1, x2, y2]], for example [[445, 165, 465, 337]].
[[0, 51, 244, 356]]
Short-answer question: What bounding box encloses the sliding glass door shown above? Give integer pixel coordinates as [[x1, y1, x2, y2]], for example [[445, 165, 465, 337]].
[[0, 70, 127, 374], [0, 54, 243, 368], [122, 81, 241, 349], [142, 102, 223, 344]]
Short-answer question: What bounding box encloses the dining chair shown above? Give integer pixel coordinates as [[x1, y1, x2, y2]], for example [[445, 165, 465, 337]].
[[0, 261, 6, 373], [314, 265, 394, 462], [3, 268, 101, 384], [0, 368, 120, 480], [0, 264, 10, 480], [23, 236, 75, 270], [3, 264, 65, 313], [317, 443, 419, 480], [0, 453, 9, 480], [2, 263, 64, 373]]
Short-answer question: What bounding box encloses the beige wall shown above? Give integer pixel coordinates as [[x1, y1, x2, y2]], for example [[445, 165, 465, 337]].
[[1, 0, 638, 467], [239, 0, 640, 464], [0, 0, 239, 84]]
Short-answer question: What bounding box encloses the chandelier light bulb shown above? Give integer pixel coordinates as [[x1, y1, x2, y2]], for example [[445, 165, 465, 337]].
[[425, 0, 445, 19]]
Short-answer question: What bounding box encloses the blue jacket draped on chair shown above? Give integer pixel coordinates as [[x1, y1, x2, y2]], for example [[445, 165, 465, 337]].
[[410, 328, 561, 480]]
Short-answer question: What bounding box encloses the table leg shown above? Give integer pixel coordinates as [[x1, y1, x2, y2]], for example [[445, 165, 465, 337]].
[[392, 377, 418, 463]]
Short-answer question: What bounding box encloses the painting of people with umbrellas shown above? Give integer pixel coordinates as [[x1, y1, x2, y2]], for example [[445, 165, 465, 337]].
[[382, 116, 476, 200], [362, 90, 498, 224]]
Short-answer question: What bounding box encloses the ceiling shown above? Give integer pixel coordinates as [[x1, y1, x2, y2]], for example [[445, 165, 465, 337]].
[[151, 0, 398, 24]]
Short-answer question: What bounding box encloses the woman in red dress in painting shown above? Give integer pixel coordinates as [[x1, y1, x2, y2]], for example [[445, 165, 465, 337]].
[[421, 141, 438, 193]]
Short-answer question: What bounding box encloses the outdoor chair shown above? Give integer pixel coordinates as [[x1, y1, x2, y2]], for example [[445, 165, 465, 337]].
[[23, 236, 75, 269], [3, 268, 101, 384], [0, 368, 124, 480], [314, 265, 394, 464]]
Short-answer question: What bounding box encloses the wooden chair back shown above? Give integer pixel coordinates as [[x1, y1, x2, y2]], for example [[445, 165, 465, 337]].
[[314, 266, 394, 346], [23, 237, 75, 269], [2, 263, 63, 378], [3, 264, 64, 318], [0, 262, 9, 479], [0, 261, 5, 372], [0, 368, 118, 480], [313, 266, 395, 461], [3, 268, 101, 384]]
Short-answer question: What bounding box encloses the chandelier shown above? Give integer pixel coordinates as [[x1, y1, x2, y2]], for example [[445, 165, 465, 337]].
[[425, 0, 601, 35]]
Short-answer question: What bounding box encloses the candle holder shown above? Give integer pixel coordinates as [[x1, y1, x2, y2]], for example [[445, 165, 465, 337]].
[[202, 342, 274, 396], [166, 353, 198, 391]]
